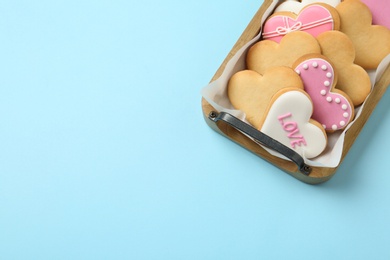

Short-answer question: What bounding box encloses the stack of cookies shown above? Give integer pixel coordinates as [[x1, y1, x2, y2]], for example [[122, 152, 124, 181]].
[[227, 0, 390, 159]]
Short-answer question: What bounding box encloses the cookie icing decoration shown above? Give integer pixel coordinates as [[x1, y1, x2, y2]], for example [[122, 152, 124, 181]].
[[262, 4, 339, 43], [275, 0, 341, 13], [261, 89, 327, 159], [294, 56, 354, 132]]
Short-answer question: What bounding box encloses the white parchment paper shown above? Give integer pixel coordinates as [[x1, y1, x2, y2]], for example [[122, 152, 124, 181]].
[[201, 0, 390, 168]]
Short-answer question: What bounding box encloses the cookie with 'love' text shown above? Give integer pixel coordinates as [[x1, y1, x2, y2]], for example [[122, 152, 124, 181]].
[[228, 66, 327, 158], [261, 89, 327, 159]]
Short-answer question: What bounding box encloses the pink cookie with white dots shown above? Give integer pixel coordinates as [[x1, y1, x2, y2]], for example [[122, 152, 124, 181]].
[[294, 55, 354, 132]]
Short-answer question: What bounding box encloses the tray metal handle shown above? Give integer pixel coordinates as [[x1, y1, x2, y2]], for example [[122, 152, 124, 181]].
[[208, 111, 312, 176]]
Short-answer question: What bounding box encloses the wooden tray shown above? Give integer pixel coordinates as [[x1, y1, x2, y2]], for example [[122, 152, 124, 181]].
[[201, 0, 390, 184]]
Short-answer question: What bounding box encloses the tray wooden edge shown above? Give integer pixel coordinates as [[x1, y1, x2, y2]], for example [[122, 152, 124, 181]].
[[201, 0, 390, 184]]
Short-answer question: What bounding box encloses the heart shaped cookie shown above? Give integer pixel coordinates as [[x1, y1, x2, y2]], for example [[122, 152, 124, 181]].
[[317, 31, 371, 106], [262, 3, 340, 43], [360, 0, 390, 29], [261, 89, 327, 159], [274, 0, 341, 14], [336, 0, 390, 69], [294, 55, 354, 132], [228, 67, 303, 129], [247, 31, 321, 75]]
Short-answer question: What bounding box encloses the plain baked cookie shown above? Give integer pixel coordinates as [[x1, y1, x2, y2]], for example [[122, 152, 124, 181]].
[[317, 30, 371, 106], [247, 31, 321, 75], [360, 0, 390, 29], [336, 0, 390, 69], [228, 66, 303, 130]]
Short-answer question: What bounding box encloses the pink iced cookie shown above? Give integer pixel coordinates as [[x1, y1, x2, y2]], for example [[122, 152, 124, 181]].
[[262, 4, 340, 43], [360, 0, 390, 29], [294, 56, 354, 132]]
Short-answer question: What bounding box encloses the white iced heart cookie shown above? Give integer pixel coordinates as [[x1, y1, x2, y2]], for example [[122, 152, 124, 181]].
[[275, 0, 341, 13], [261, 89, 327, 159]]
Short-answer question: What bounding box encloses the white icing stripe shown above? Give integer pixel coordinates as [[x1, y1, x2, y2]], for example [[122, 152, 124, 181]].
[[299, 16, 334, 31], [262, 16, 333, 38]]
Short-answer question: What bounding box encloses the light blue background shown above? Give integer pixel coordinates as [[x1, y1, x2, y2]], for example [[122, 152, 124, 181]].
[[1, 1, 390, 259]]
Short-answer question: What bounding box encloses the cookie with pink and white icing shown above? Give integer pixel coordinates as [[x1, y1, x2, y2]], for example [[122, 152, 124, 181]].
[[274, 0, 341, 14], [293, 55, 354, 132], [262, 3, 340, 43], [261, 89, 327, 159]]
